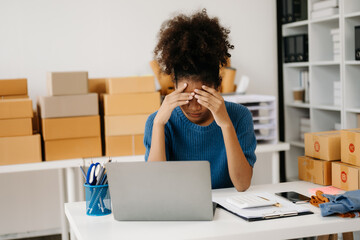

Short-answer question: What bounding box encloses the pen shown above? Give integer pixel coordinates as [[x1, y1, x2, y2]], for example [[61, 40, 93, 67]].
[[80, 166, 87, 181]]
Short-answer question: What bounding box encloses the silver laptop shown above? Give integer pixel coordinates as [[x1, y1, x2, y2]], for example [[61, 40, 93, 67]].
[[105, 161, 214, 221]]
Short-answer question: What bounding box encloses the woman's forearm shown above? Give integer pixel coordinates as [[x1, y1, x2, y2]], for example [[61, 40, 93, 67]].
[[221, 124, 253, 192], [147, 122, 167, 162]]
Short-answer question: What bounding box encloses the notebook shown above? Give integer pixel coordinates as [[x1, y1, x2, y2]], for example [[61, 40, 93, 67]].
[[105, 161, 214, 221], [213, 192, 313, 221]]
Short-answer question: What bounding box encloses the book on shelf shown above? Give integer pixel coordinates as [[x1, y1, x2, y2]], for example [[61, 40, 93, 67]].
[[312, 0, 338, 11], [311, 7, 339, 19], [299, 70, 309, 103]]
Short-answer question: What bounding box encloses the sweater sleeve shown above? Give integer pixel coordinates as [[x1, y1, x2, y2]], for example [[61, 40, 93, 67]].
[[232, 104, 257, 167], [144, 112, 170, 161]]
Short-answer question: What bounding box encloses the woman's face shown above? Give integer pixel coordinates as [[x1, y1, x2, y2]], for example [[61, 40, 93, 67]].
[[176, 78, 214, 126]]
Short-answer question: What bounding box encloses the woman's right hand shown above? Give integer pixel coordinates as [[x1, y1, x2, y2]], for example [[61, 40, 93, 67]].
[[154, 83, 193, 126]]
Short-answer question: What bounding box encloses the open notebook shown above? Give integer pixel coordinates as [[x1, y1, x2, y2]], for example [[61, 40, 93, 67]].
[[213, 192, 313, 221]]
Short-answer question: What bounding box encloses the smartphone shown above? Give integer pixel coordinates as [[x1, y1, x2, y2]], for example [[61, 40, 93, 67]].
[[275, 191, 311, 204]]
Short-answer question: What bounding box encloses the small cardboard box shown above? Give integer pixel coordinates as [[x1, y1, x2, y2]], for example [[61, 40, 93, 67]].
[[106, 76, 156, 94], [0, 134, 42, 165], [0, 99, 33, 119], [104, 114, 148, 136], [47, 72, 88, 96], [42, 115, 100, 140], [298, 156, 332, 185], [304, 131, 341, 161], [134, 134, 145, 155], [38, 93, 98, 118], [88, 78, 106, 94], [332, 161, 360, 191], [105, 135, 133, 156], [0, 118, 32, 137], [0, 78, 27, 96], [341, 129, 360, 167], [103, 92, 160, 116], [44, 137, 102, 161], [105, 134, 145, 156]]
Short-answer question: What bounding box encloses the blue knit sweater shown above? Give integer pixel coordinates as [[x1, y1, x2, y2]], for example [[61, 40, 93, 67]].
[[144, 101, 257, 189]]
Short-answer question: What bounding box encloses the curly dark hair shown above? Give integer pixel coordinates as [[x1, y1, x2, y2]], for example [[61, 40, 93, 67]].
[[154, 9, 234, 89]]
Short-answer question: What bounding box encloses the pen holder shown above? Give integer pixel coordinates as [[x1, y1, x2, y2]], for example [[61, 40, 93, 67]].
[[84, 184, 111, 216]]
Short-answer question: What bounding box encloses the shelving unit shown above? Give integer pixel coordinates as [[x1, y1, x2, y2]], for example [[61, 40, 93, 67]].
[[281, 0, 360, 180]]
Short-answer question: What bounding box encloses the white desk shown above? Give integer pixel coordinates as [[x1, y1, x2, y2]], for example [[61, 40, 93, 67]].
[[65, 181, 360, 240], [0, 142, 288, 240]]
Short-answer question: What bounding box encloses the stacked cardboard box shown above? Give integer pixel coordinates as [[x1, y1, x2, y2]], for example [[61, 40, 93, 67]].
[[103, 76, 160, 156], [38, 72, 102, 161], [298, 131, 341, 185], [0, 78, 42, 165], [331, 129, 360, 191]]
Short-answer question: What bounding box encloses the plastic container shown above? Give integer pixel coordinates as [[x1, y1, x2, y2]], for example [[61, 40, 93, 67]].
[[84, 184, 111, 216]]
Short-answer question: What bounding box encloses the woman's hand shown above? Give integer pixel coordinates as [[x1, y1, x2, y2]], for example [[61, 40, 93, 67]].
[[154, 83, 193, 126], [194, 85, 231, 128]]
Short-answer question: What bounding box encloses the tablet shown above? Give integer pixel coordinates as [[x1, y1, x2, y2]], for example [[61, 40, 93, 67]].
[[275, 191, 311, 204]]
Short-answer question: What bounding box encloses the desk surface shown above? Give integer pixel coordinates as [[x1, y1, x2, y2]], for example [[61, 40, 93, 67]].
[[65, 181, 360, 240]]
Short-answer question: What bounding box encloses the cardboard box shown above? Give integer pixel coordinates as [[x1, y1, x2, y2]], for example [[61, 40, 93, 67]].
[[42, 115, 100, 140], [134, 134, 145, 155], [105, 135, 133, 156], [44, 137, 102, 161], [0, 99, 33, 119], [104, 114, 148, 136], [103, 92, 160, 116], [149, 60, 174, 95], [341, 129, 360, 167], [304, 131, 341, 161], [47, 72, 88, 96], [0, 78, 27, 96], [38, 93, 98, 118], [106, 76, 156, 94], [0, 118, 32, 137], [298, 156, 332, 185], [0, 134, 42, 165], [332, 161, 360, 191], [88, 78, 106, 94]]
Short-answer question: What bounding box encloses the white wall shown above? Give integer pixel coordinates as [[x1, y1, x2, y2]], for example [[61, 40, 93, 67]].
[[0, 0, 277, 236]]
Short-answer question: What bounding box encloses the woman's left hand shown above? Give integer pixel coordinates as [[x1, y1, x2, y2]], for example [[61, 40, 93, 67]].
[[194, 85, 232, 128]]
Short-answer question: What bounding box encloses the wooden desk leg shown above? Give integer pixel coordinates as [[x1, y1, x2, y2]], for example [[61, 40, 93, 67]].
[[58, 169, 69, 240], [271, 151, 280, 184]]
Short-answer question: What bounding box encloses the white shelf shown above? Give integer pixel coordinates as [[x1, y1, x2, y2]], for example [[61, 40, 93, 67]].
[[312, 105, 341, 111], [283, 62, 309, 68], [346, 108, 360, 114], [310, 15, 339, 24], [344, 11, 360, 19], [281, 0, 358, 180], [282, 20, 309, 29], [290, 140, 305, 148], [286, 103, 310, 109], [345, 61, 360, 65], [311, 61, 340, 66]]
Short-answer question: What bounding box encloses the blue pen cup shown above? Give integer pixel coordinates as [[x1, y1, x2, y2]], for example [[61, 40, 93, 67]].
[[84, 184, 111, 216]]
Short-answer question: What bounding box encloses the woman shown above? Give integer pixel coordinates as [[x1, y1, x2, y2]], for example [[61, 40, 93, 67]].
[[144, 9, 256, 191]]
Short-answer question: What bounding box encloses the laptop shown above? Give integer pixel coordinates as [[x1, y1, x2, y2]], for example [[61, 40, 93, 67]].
[[105, 161, 214, 221]]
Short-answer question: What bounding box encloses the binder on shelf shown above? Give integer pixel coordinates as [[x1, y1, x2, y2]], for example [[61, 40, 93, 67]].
[[281, 0, 307, 24], [296, 35, 308, 62], [213, 192, 313, 222], [284, 36, 296, 63], [355, 26, 360, 61]]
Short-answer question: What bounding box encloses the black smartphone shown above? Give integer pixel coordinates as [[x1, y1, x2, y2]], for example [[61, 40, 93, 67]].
[[275, 191, 311, 204]]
